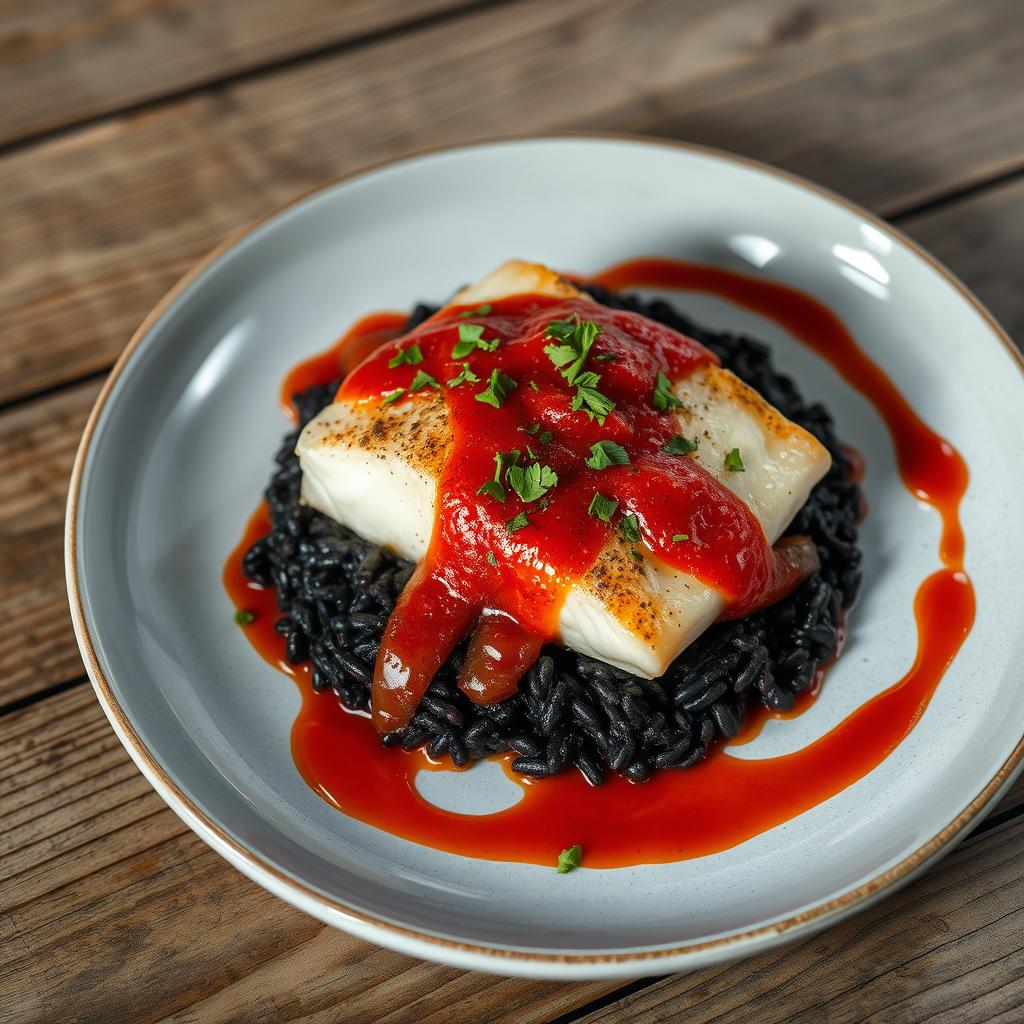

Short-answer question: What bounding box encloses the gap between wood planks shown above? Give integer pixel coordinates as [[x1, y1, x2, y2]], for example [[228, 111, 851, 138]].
[[0, 0, 522, 159]]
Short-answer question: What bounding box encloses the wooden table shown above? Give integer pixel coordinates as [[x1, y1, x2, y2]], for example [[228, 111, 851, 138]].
[[2, 1, 1023, 1020]]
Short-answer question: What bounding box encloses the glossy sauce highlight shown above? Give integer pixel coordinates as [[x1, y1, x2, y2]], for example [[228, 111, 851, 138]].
[[225, 258, 974, 867]]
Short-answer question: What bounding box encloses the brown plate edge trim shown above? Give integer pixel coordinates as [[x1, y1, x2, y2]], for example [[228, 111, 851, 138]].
[[64, 131, 1024, 968]]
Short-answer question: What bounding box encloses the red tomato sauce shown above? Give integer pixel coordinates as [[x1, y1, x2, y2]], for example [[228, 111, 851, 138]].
[[224, 258, 973, 868]]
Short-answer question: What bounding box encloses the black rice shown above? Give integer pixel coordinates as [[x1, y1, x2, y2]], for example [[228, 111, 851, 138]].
[[242, 289, 862, 784]]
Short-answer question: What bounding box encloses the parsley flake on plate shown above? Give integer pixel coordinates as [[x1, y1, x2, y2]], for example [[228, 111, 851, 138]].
[[585, 440, 630, 470], [475, 369, 518, 409], [387, 343, 423, 368], [587, 492, 618, 523], [544, 316, 602, 386], [724, 447, 745, 472], [447, 362, 480, 388], [557, 844, 583, 873], [651, 371, 684, 412], [662, 434, 698, 455], [453, 322, 500, 358], [505, 511, 531, 534], [410, 369, 440, 392]]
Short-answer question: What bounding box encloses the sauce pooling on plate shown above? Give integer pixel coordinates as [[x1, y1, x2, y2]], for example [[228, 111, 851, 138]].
[[225, 258, 974, 867], [336, 296, 817, 731]]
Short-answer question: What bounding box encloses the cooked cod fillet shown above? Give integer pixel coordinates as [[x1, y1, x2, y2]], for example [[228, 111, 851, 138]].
[[297, 261, 830, 678]]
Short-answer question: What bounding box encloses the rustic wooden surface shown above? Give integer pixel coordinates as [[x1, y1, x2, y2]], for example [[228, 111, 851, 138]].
[[0, 1, 1021, 1021]]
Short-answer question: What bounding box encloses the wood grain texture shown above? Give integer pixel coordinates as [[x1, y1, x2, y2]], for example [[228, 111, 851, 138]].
[[0, 379, 100, 706], [2, 0, 1024, 404], [0, 0, 472, 146], [0, 685, 1021, 1023], [0, 688, 618, 1024], [571, 819, 1024, 1024], [1, 174, 1020, 710]]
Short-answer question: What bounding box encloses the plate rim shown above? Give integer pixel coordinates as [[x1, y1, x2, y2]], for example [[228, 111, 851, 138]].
[[64, 131, 1024, 977]]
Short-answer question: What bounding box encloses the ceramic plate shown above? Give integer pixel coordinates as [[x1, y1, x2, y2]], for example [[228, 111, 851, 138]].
[[67, 136, 1024, 979]]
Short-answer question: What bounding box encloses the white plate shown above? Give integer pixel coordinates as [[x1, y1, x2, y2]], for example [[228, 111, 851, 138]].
[[67, 136, 1024, 979]]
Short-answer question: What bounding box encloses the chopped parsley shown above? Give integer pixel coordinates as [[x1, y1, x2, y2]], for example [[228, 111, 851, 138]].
[[486, 550, 498, 567], [447, 362, 480, 388], [544, 316, 603, 386], [557, 844, 583, 874], [570, 370, 615, 424], [539, 430, 553, 444], [595, 352, 616, 363], [452, 322, 500, 358], [651, 371, 684, 412], [587, 491, 618, 523], [234, 609, 255, 626], [475, 369, 517, 409], [585, 440, 630, 470], [724, 447, 745, 472], [662, 434, 698, 456], [523, 422, 541, 435], [507, 461, 558, 503], [477, 449, 521, 502], [381, 387, 405, 406], [410, 369, 440, 392], [528, 379, 540, 392], [671, 533, 690, 543], [619, 513, 641, 544], [387, 343, 423, 368], [505, 511, 531, 534], [525, 445, 537, 460], [459, 302, 492, 318]]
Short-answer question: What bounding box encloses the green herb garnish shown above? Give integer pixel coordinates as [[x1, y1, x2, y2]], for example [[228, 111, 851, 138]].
[[671, 533, 690, 543], [595, 353, 616, 363], [619, 513, 641, 544], [387, 343, 423, 368], [234, 610, 255, 626], [410, 369, 440, 392], [523, 422, 541, 435], [507, 461, 558, 504], [662, 435, 698, 455], [724, 448, 745, 472], [571, 371, 615, 424], [381, 387, 405, 406], [452, 322, 500, 358], [557, 844, 583, 873], [477, 449, 521, 502], [528, 380, 540, 392], [651, 371, 684, 412], [459, 303, 492, 318], [544, 316, 603, 386], [486, 550, 498, 567], [585, 440, 630, 470], [539, 430, 553, 445], [587, 492, 618, 523], [475, 369, 517, 409], [447, 362, 480, 388], [505, 511, 531, 534]]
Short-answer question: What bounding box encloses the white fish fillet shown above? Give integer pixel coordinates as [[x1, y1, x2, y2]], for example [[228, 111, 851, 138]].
[[297, 261, 830, 678]]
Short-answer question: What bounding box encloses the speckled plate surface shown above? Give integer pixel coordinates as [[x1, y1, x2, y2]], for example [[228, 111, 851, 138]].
[[67, 136, 1024, 979]]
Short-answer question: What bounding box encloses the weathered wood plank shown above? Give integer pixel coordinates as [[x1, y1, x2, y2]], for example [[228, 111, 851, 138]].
[[0, 686, 1021, 1023], [0, 689, 619, 1024], [0, 380, 100, 706], [0, 0, 472, 146], [571, 808, 1024, 1024], [2, 0, 1024, 404]]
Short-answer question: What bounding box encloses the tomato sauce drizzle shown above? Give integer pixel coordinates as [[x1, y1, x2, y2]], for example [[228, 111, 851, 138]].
[[224, 258, 974, 868], [336, 296, 813, 730]]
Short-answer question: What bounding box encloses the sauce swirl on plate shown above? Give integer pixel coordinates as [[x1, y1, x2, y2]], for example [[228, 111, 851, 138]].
[[225, 258, 973, 867]]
